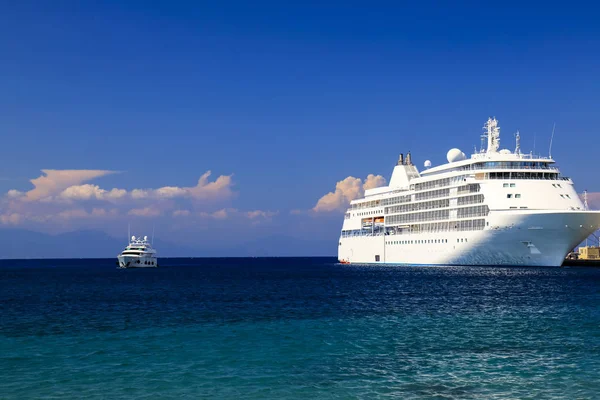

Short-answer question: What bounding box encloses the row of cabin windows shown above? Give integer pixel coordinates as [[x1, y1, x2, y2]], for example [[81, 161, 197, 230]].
[[385, 192, 484, 215], [387, 239, 449, 245], [385, 238, 469, 245], [508, 193, 571, 199], [357, 210, 379, 216], [387, 205, 489, 224], [488, 172, 560, 179], [342, 218, 487, 238], [134, 260, 155, 265]]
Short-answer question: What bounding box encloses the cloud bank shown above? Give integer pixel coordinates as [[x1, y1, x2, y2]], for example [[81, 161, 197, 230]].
[[312, 174, 386, 213], [0, 169, 276, 228]]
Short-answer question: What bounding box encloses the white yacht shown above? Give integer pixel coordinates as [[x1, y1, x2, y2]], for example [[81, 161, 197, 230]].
[[117, 235, 158, 268], [338, 117, 600, 267]]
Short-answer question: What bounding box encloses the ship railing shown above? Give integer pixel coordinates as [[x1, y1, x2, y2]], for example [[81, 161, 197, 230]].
[[464, 165, 559, 171]]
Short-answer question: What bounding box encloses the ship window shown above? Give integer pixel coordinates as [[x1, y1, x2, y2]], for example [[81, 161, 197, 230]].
[[566, 194, 571, 199], [558, 184, 562, 188], [560, 194, 564, 198], [515, 194, 521, 198], [507, 194, 512, 198], [510, 183, 515, 187], [503, 183, 509, 187]]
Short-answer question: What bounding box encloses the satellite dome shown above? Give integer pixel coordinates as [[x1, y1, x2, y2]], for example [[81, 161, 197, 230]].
[[446, 148, 466, 163], [424, 160, 432, 168], [131, 235, 136, 241], [499, 149, 511, 154], [144, 236, 148, 241]]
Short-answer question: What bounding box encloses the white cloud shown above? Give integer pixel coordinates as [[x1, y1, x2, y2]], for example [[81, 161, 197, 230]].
[[7, 189, 24, 199], [246, 210, 278, 219], [0, 213, 22, 225], [312, 174, 386, 213], [128, 207, 161, 217], [0, 169, 276, 230], [59, 184, 128, 202], [9, 169, 233, 204], [173, 209, 191, 217], [195, 208, 277, 221], [25, 169, 116, 201], [363, 174, 387, 190]]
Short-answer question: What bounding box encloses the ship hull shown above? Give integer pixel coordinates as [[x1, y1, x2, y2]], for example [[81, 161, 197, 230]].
[[117, 255, 158, 268], [338, 211, 600, 267]]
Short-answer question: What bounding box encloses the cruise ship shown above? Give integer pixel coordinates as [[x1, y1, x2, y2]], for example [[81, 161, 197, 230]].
[[338, 117, 600, 267], [117, 235, 158, 268]]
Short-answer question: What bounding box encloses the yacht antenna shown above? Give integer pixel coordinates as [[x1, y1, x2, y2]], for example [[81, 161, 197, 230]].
[[515, 130, 521, 155], [152, 225, 155, 245], [584, 190, 589, 211], [549, 123, 556, 158]]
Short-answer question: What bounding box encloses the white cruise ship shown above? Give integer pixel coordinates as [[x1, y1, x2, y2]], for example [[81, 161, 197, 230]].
[[338, 117, 600, 267], [117, 235, 158, 268]]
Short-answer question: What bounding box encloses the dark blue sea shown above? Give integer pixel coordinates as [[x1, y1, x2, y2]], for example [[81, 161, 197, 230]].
[[1, 258, 600, 399]]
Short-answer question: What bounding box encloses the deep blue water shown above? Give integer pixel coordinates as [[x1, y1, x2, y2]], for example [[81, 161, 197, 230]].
[[1, 258, 600, 399]]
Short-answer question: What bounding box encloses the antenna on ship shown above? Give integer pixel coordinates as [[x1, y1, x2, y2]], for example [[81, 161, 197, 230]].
[[480, 130, 486, 153], [484, 117, 500, 154], [152, 224, 155, 245], [549, 122, 556, 158], [515, 130, 521, 155], [584, 190, 589, 211]]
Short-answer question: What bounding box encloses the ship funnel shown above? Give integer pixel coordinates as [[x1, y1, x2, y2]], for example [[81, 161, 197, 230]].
[[406, 152, 412, 165], [397, 153, 404, 165]]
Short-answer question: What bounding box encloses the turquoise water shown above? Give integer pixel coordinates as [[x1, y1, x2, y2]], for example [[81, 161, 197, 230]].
[[2, 258, 600, 399]]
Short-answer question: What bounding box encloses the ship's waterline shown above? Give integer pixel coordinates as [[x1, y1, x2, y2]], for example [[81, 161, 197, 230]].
[[339, 117, 600, 267]]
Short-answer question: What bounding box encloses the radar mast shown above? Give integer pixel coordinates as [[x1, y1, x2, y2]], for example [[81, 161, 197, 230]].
[[484, 117, 500, 154]]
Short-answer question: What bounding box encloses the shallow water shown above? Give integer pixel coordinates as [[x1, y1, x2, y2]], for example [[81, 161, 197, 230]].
[[1, 258, 600, 399]]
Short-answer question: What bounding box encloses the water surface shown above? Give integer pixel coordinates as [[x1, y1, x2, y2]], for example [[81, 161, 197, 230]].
[[1, 258, 599, 399]]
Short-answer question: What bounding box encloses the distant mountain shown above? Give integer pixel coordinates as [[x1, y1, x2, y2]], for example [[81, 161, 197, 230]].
[[0, 229, 120, 259], [0, 229, 196, 259], [0, 229, 335, 259], [231, 234, 336, 257]]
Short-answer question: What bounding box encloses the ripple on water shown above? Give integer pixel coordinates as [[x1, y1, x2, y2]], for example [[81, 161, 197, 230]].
[[1, 258, 600, 399]]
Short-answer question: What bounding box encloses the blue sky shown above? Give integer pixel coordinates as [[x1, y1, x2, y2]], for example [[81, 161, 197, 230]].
[[1, 1, 599, 255]]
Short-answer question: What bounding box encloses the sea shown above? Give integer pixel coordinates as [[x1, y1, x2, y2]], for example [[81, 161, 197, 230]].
[[1, 258, 600, 399]]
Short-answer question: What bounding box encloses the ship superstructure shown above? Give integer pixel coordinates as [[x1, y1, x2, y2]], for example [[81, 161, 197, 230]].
[[338, 117, 600, 266], [117, 235, 158, 268]]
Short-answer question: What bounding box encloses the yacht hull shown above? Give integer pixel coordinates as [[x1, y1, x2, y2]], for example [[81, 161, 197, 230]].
[[117, 255, 158, 268], [338, 211, 600, 267]]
